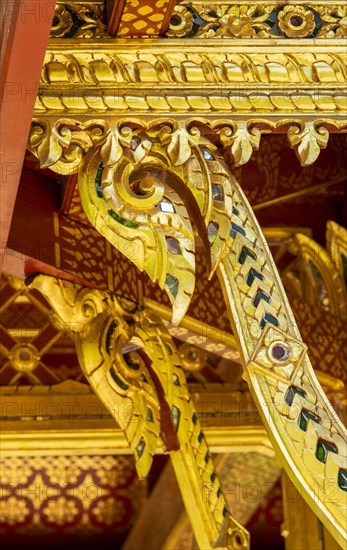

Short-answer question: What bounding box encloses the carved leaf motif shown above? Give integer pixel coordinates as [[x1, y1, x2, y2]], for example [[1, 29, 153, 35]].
[[29, 119, 107, 174], [287, 124, 329, 166], [29, 123, 68, 167], [219, 125, 261, 166], [100, 129, 124, 166], [165, 127, 200, 166]]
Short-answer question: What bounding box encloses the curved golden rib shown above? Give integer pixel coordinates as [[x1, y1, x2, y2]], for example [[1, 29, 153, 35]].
[[27, 274, 161, 478], [202, 150, 347, 547], [133, 309, 249, 550], [293, 232, 347, 319], [27, 274, 249, 550], [326, 221, 347, 291]]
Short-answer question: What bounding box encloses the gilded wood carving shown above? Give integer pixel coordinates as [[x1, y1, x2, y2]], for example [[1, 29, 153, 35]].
[[35, 40, 347, 116], [24, 5, 347, 545], [28, 274, 249, 550], [28, 120, 347, 548]]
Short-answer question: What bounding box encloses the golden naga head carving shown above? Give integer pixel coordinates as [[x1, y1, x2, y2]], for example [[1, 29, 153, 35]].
[[78, 120, 238, 324]]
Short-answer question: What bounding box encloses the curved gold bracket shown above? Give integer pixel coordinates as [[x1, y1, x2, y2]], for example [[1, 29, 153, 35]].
[[28, 274, 249, 550]]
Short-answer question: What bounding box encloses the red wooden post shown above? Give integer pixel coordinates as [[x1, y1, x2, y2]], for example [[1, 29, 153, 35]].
[[0, 0, 55, 271]]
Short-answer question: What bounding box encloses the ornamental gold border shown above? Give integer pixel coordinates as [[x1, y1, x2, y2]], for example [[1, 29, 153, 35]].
[[0, 426, 273, 457], [35, 39, 347, 115]]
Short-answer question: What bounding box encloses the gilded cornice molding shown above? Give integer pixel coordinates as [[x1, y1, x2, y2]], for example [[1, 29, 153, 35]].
[[35, 40, 347, 116]]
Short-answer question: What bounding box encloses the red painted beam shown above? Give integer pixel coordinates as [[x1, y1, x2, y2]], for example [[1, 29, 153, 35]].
[[0, 0, 54, 271]]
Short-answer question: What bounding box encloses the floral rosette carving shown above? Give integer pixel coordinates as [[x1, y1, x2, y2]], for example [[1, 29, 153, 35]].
[[207, 6, 272, 38], [316, 5, 347, 37], [166, 6, 193, 37], [277, 5, 315, 38]]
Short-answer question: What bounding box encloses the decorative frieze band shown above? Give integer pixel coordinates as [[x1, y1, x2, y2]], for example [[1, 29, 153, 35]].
[[34, 41, 347, 115], [168, 1, 347, 39], [28, 116, 347, 175], [50, 1, 347, 40]]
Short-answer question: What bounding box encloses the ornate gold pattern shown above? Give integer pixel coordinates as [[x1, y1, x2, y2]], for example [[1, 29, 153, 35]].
[[28, 274, 249, 550], [23, 1, 347, 543], [0, 273, 70, 385], [206, 148, 347, 546], [29, 118, 347, 180], [167, 2, 347, 39], [51, 1, 110, 39], [0, 454, 144, 534], [34, 41, 347, 115], [28, 119, 108, 174], [277, 6, 315, 38], [326, 221, 347, 287], [162, 451, 281, 548]]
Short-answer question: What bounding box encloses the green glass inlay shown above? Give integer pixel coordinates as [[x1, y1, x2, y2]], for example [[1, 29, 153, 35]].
[[246, 267, 263, 286], [95, 163, 104, 198], [229, 222, 246, 239], [259, 312, 278, 329], [165, 274, 179, 298], [316, 439, 338, 463], [109, 368, 129, 391], [253, 289, 270, 308], [108, 210, 139, 228], [238, 246, 256, 265], [285, 385, 306, 406], [106, 321, 118, 354], [299, 409, 321, 431], [338, 468, 347, 491]]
